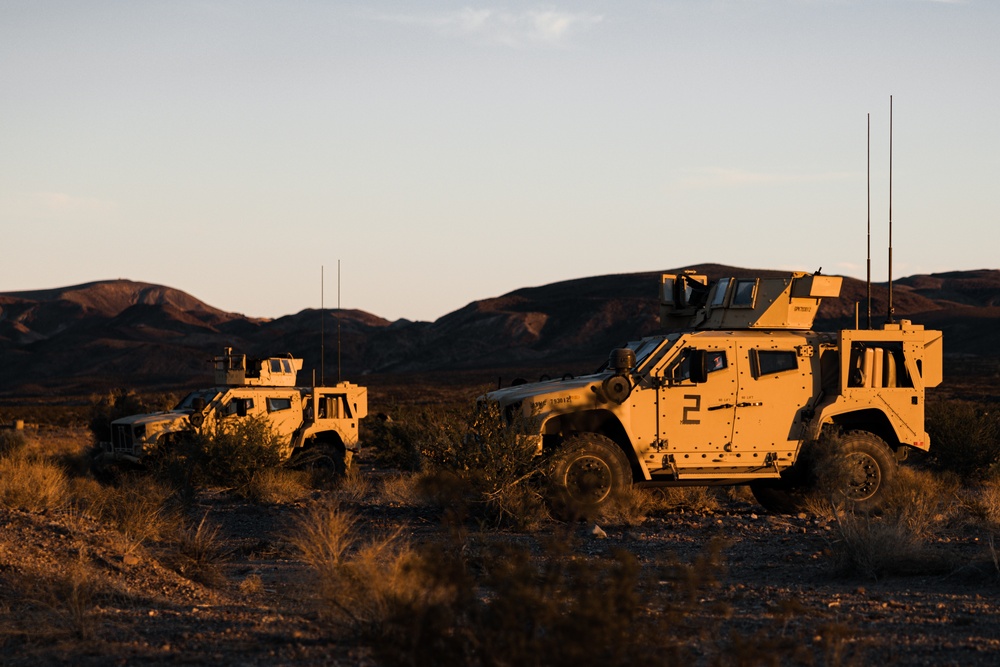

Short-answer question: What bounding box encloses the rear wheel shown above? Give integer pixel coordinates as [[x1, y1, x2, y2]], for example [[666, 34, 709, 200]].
[[836, 431, 896, 511], [548, 433, 630, 518], [751, 431, 897, 514]]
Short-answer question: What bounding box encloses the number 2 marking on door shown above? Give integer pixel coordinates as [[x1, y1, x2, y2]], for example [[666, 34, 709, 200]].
[[682, 394, 701, 424]]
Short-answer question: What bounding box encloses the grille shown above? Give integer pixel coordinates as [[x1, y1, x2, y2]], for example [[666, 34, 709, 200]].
[[111, 424, 135, 454]]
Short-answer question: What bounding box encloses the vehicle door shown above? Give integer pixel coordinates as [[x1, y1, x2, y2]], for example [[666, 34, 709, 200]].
[[657, 340, 738, 456], [219, 391, 262, 423], [262, 392, 302, 441], [731, 341, 813, 454]]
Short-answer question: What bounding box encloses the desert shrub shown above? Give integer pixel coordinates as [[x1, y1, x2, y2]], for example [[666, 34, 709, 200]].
[[149, 415, 283, 497], [335, 465, 372, 504], [365, 408, 429, 471], [647, 486, 723, 514], [378, 473, 427, 507], [0, 455, 68, 511], [824, 467, 957, 580], [828, 508, 956, 580], [0, 429, 28, 458], [925, 399, 1000, 481], [76, 474, 180, 550], [956, 478, 1000, 528], [243, 468, 312, 504], [823, 461, 959, 579], [87, 389, 174, 444], [239, 573, 264, 596], [163, 514, 228, 587], [290, 502, 416, 632], [0, 551, 104, 644], [291, 504, 735, 667], [418, 401, 547, 529]]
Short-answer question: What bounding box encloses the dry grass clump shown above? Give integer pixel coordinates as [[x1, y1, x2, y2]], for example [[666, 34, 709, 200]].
[[926, 399, 1000, 481], [377, 473, 425, 506], [0, 551, 106, 647], [290, 502, 741, 667], [957, 477, 1000, 528], [239, 573, 265, 597], [162, 514, 228, 587], [598, 486, 669, 527], [75, 474, 181, 551], [290, 503, 414, 632], [648, 485, 723, 513], [0, 454, 69, 512], [243, 468, 312, 504], [827, 467, 958, 579], [0, 429, 29, 457], [335, 465, 373, 504]]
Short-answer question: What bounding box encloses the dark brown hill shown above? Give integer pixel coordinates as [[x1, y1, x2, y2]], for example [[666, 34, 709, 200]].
[[1, 267, 998, 397]]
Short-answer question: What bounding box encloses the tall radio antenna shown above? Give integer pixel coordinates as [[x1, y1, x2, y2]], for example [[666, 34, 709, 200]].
[[337, 259, 342, 383], [320, 265, 325, 386], [887, 95, 895, 324], [866, 112, 872, 329]]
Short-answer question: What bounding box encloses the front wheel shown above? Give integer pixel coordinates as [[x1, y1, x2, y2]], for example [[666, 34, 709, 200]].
[[548, 433, 630, 518]]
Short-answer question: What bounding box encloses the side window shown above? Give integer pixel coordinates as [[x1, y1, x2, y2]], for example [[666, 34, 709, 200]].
[[267, 397, 293, 413], [752, 350, 798, 378], [667, 349, 728, 382], [270, 359, 283, 373], [710, 279, 731, 308], [731, 279, 757, 307], [224, 397, 254, 417]]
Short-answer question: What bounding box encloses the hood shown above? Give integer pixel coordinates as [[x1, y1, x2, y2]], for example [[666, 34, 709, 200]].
[[486, 373, 607, 408], [112, 410, 192, 431]]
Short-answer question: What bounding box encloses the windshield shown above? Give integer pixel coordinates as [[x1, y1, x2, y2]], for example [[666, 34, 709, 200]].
[[175, 389, 221, 410], [627, 334, 680, 371]]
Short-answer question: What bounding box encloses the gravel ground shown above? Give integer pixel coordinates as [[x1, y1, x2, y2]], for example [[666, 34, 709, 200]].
[[2, 434, 1000, 666]]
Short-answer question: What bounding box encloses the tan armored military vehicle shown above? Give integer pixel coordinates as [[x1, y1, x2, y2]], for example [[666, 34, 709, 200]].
[[98, 348, 367, 472], [487, 272, 943, 513]]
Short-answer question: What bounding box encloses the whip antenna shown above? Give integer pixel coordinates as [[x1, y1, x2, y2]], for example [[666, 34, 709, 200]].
[[320, 265, 325, 386], [338, 259, 342, 383], [887, 95, 895, 324], [866, 112, 872, 329]]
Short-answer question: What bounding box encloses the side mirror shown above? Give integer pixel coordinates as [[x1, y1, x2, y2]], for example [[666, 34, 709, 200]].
[[690, 350, 709, 384]]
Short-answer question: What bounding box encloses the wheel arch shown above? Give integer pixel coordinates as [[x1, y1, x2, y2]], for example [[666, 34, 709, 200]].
[[819, 408, 904, 451], [541, 409, 640, 480]]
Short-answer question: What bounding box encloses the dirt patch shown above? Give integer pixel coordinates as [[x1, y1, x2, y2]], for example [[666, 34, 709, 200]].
[[3, 433, 1000, 665]]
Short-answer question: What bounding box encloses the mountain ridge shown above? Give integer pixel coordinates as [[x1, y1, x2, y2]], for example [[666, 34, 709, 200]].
[[2, 266, 999, 397]]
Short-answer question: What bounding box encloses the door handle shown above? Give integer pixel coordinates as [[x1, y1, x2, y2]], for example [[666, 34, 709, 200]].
[[707, 403, 733, 411], [737, 402, 763, 408]]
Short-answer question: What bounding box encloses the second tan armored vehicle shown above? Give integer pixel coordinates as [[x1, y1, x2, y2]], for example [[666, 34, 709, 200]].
[[487, 272, 943, 513], [98, 348, 367, 473]]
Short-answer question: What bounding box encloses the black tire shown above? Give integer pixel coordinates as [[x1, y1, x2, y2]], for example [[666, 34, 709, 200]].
[[835, 431, 896, 512], [289, 442, 348, 477], [750, 430, 896, 514], [549, 433, 631, 518]]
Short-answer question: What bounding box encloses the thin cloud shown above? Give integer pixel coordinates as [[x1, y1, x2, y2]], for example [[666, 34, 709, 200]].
[[376, 7, 603, 48], [0, 192, 118, 221], [670, 168, 858, 191]]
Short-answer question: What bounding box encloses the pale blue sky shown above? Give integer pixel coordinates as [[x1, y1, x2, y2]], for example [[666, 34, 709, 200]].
[[2, 0, 997, 322]]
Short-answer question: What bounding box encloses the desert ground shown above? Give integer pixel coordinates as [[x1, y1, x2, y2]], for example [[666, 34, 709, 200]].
[[3, 406, 1000, 667]]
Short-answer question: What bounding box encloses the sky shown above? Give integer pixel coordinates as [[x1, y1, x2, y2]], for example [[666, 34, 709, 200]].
[[1, 0, 997, 323]]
